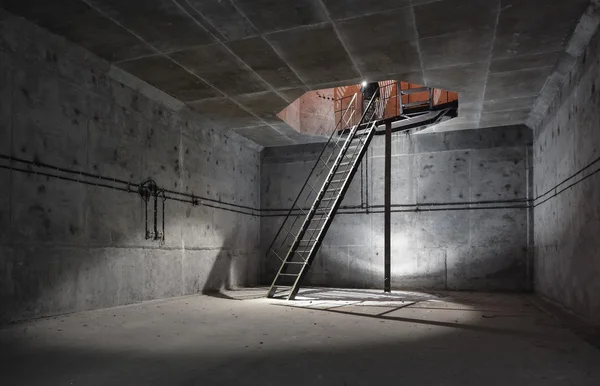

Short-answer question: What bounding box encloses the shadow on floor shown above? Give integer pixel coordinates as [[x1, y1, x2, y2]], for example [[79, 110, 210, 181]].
[[271, 287, 441, 302], [2, 289, 599, 386], [201, 229, 239, 301], [1, 307, 597, 386], [273, 303, 548, 339]]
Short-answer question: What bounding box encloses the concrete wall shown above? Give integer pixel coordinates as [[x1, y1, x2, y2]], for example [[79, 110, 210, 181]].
[[261, 126, 533, 291], [533, 25, 600, 327], [0, 11, 261, 323]]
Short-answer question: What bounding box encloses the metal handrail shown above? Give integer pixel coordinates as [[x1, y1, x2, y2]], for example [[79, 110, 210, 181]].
[[293, 99, 383, 252], [284, 117, 366, 261], [267, 90, 379, 255], [268, 85, 391, 256], [266, 82, 437, 263], [267, 81, 455, 300], [266, 93, 358, 258], [267, 92, 382, 295]]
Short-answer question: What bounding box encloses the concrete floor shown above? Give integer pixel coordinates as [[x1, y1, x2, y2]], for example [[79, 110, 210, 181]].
[[1, 288, 599, 386]]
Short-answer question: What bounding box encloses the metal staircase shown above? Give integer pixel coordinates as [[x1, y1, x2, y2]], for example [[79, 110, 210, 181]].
[[266, 93, 380, 300], [266, 82, 458, 300]]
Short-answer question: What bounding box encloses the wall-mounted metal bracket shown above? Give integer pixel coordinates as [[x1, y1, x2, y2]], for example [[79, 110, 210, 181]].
[[138, 179, 166, 243]]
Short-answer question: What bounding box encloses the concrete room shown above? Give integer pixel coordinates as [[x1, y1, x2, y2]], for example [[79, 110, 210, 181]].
[[0, 0, 599, 385]]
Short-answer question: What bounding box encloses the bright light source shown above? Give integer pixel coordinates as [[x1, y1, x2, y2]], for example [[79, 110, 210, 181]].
[[361, 81, 367, 87]]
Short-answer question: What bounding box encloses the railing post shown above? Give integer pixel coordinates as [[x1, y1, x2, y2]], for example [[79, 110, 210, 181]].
[[429, 88, 434, 110]]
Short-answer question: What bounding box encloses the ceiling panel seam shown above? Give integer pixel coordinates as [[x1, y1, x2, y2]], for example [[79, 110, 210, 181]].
[[170, 0, 302, 143], [81, 0, 160, 56], [81, 0, 297, 144], [315, 0, 364, 79], [490, 64, 556, 75], [112, 52, 164, 65], [176, 0, 229, 41], [80, 0, 229, 108], [332, 4, 416, 23], [87, 0, 293, 144], [227, 0, 311, 91], [409, 0, 426, 85], [478, 0, 502, 125]]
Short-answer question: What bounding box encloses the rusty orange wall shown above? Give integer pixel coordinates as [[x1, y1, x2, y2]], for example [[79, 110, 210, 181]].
[[400, 82, 458, 107], [400, 82, 428, 106], [379, 80, 398, 120], [277, 89, 334, 135], [277, 98, 301, 133], [434, 90, 459, 105], [299, 89, 335, 136], [334, 85, 361, 128]]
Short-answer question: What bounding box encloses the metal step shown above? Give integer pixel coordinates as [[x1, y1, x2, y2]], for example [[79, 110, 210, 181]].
[[335, 161, 356, 168], [350, 137, 366, 145], [403, 100, 429, 108], [272, 286, 292, 294], [335, 167, 352, 176], [334, 169, 351, 176], [354, 129, 371, 136], [345, 146, 363, 154], [308, 219, 326, 226], [401, 87, 429, 95], [278, 273, 298, 277], [295, 248, 313, 253], [284, 261, 304, 265]]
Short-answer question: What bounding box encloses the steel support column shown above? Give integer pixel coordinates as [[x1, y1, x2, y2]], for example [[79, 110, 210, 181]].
[[384, 121, 391, 292]]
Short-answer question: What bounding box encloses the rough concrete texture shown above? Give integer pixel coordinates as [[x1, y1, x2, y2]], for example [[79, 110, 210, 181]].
[[261, 126, 533, 291], [2, 288, 600, 385], [533, 23, 600, 328], [0, 11, 261, 323], [527, 0, 600, 129], [0, 0, 592, 145]]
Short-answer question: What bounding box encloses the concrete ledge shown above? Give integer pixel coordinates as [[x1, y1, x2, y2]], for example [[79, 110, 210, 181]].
[[262, 125, 532, 161]]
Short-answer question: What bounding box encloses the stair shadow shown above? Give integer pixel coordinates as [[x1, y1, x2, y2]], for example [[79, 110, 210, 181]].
[[275, 303, 546, 338], [285, 287, 439, 302]]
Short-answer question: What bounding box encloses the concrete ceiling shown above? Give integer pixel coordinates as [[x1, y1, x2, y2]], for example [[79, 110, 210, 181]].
[[1, 0, 592, 146]]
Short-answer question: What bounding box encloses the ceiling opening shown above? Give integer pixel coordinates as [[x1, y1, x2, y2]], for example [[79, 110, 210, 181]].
[[278, 80, 459, 136]]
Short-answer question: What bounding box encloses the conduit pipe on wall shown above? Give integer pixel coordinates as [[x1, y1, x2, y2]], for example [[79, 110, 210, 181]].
[[0, 154, 261, 222]]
